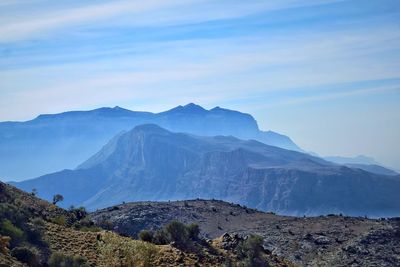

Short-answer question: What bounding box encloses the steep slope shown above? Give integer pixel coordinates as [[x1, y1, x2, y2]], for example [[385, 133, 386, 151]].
[[14, 124, 400, 217], [90, 199, 400, 267], [0, 104, 300, 181]]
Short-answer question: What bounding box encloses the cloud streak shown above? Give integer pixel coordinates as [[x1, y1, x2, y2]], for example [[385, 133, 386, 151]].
[[0, 0, 400, 169], [0, 0, 345, 43]]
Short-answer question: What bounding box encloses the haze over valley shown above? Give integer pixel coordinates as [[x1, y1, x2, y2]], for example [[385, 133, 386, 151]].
[[1, 1, 399, 266]]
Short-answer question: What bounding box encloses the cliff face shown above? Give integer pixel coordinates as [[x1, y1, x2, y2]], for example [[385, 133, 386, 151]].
[[14, 124, 400, 217]]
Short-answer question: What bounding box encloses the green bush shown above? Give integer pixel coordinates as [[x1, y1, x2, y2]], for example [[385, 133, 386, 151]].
[[73, 217, 97, 231], [187, 223, 200, 240], [52, 194, 64, 205], [48, 252, 89, 267], [97, 218, 113, 230], [139, 230, 154, 242], [26, 218, 46, 245], [152, 229, 169, 245], [70, 207, 87, 221], [51, 215, 67, 226], [11, 246, 40, 267], [0, 203, 25, 227], [237, 234, 265, 267], [165, 220, 190, 248], [0, 219, 24, 247]]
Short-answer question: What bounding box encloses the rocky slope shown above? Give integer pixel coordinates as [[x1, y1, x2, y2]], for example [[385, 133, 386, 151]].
[[90, 199, 400, 267], [0, 182, 291, 267], [0, 103, 300, 181], [14, 124, 400, 217]]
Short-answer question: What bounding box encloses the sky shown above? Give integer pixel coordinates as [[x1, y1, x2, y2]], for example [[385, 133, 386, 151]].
[[0, 0, 399, 169]]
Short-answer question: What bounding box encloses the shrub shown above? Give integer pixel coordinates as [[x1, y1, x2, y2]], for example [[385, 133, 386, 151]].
[[0, 203, 25, 227], [0, 219, 24, 247], [11, 246, 40, 267], [187, 223, 200, 240], [165, 220, 190, 248], [48, 252, 89, 267], [52, 194, 64, 205], [73, 217, 98, 232], [26, 218, 46, 245], [237, 234, 265, 267], [51, 215, 67, 226], [139, 230, 154, 242], [97, 218, 113, 230], [99, 232, 158, 267], [70, 207, 87, 221], [152, 229, 169, 245]]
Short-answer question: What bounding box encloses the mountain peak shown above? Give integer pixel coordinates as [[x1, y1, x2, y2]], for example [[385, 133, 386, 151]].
[[183, 103, 205, 110], [131, 123, 170, 134], [162, 103, 207, 114]]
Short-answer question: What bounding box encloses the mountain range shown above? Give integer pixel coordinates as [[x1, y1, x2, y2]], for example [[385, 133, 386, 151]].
[[0, 103, 300, 181], [13, 124, 400, 217]]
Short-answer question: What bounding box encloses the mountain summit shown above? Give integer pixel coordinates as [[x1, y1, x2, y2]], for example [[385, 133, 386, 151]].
[[13, 124, 400, 217], [0, 104, 300, 181]]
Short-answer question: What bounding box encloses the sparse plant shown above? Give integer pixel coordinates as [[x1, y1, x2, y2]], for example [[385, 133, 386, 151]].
[[48, 252, 89, 267], [99, 232, 158, 267], [237, 234, 265, 267], [0, 219, 24, 247], [187, 223, 200, 240], [31, 188, 37, 196], [152, 229, 169, 245], [51, 215, 67, 226], [139, 230, 154, 242], [97, 218, 113, 230], [52, 194, 64, 205], [71, 207, 87, 221], [165, 220, 190, 248], [11, 246, 40, 267], [26, 218, 46, 245]]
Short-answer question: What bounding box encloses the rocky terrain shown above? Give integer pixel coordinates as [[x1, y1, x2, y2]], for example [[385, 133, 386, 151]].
[[91, 199, 400, 266], [0, 182, 294, 266]]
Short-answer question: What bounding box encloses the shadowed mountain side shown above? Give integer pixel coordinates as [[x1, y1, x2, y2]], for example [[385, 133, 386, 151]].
[[0, 104, 300, 181], [11, 168, 109, 208], [13, 124, 400, 217]]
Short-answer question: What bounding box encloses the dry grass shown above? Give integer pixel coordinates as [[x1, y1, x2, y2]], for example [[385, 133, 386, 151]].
[[98, 231, 158, 267]]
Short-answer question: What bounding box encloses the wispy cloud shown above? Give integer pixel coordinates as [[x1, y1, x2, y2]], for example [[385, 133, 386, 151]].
[[0, 0, 344, 43], [0, 0, 400, 168]]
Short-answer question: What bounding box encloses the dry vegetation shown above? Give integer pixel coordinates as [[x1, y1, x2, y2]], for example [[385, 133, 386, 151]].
[[1, 182, 292, 266]]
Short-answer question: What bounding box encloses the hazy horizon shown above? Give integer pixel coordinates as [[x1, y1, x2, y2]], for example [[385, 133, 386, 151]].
[[1, 0, 399, 170]]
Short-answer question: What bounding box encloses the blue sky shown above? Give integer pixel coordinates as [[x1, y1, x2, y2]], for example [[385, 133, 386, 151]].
[[0, 0, 399, 169]]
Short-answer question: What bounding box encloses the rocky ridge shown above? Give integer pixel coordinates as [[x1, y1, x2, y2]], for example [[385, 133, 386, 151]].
[[90, 199, 400, 266]]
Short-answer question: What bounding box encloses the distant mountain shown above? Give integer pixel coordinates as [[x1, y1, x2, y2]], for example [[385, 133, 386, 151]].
[[344, 164, 398, 176], [324, 155, 378, 165], [0, 104, 300, 181], [13, 124, 400, 217], [324, 155, 398, 176]]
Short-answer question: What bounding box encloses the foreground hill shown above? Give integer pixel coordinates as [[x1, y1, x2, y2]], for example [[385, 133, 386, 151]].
[[14, 124, 400, 217], [90, 199, 400, 267], [0, 182, 291, 267], [0, 103, 300, 181]]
